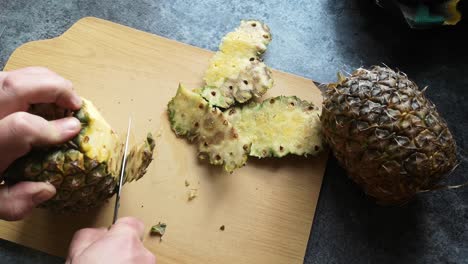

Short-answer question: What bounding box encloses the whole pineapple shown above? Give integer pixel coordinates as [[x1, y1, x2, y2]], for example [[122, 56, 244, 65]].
[[3, 99, 155, 212], [321, 66, 457, 205]]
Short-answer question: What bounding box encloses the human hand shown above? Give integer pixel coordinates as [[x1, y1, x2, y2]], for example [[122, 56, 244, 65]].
[[66, 217, 156, 264], [0, 67, 82, 220]]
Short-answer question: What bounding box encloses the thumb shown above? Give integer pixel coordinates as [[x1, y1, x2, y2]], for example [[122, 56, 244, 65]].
[[0, 181, 56, 221], [0, 112, 81, 173]]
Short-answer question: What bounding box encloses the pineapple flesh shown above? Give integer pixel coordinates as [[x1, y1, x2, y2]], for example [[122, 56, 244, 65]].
[[3, 99, 155, 212], [321, 66, 457, 205], [202, 20, 273, 108]]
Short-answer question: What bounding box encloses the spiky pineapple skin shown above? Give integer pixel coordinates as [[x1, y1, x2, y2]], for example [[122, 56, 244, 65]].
[[321, 66, 457, 205], [3, 99, 155, 212]]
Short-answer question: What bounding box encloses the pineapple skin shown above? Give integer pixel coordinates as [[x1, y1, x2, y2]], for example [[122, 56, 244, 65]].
[[124, 133, 155, 183], [3, 99, 155, 212], [168, 85, 324, 172], [168, 84, 209, 141], [168, 84, 249, 173], [202, 20, 273, 108], [225, 96, 323, 158], [202, 58, 273, 108], [197, 106, 250, 173], [219, 20, 271, 57], [321, 66, 457, 205]]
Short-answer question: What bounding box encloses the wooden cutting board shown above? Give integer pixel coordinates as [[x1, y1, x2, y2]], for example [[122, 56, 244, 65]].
[[0, 17, 327, 264]]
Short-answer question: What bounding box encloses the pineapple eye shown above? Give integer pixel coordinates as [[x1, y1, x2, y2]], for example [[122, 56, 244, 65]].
[[251, 23, 256, 27], [229, 86, 233, 90], [211, 91, 216, 96], [263, 34, 269, 39], [249, 57, 255, 61], [243, 80, 248, 85]]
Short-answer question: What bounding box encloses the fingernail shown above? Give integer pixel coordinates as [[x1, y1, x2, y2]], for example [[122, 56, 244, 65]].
[[33, 188, 55, 204], [61, 118, 81, 132]]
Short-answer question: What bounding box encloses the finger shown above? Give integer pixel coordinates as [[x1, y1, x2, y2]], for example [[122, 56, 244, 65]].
[[143, 249, 157, 264], [0, 112, 81, 173], [67, 227, 108, 261], [0, 67, 82, 118], [108, 217, 145, 240], [0, 181, 56, 221]]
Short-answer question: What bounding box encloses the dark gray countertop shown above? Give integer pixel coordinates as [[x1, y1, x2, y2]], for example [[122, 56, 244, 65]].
[[1, 1, 467, 263]]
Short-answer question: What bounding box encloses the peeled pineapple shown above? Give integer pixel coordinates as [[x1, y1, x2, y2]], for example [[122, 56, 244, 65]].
[[202, 20, 273, 108], [3, 99, 155, 212]]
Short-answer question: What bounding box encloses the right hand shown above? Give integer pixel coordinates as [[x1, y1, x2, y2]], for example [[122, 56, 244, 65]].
[[66, 217, 156, 264]]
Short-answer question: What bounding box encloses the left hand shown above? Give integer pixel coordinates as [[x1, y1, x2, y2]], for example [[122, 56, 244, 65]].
[[0, 67, 82, 221]]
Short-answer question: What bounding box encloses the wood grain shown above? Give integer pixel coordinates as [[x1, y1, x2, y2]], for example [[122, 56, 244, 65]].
[[0, 17, 326, 264]]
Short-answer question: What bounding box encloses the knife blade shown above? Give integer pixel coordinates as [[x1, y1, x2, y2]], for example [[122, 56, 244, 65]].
[[112, 116, 132, 224]]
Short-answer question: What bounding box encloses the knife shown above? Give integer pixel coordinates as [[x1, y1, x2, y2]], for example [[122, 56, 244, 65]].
[[112, 117, 132, 224]]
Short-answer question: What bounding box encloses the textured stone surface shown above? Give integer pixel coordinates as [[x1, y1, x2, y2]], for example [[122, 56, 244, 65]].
[[1, 0, 468, 263]]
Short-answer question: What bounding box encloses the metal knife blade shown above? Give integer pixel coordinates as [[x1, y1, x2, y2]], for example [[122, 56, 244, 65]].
[[112, 117, 132, 224]]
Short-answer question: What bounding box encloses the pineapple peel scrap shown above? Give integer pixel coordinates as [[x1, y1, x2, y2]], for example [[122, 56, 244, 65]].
[[166, 20, 324, 173], [168, 84, 324, 172], [150, 222, 167, 236], [167, 84, 249, 173], [202, 20, 274, 108]]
